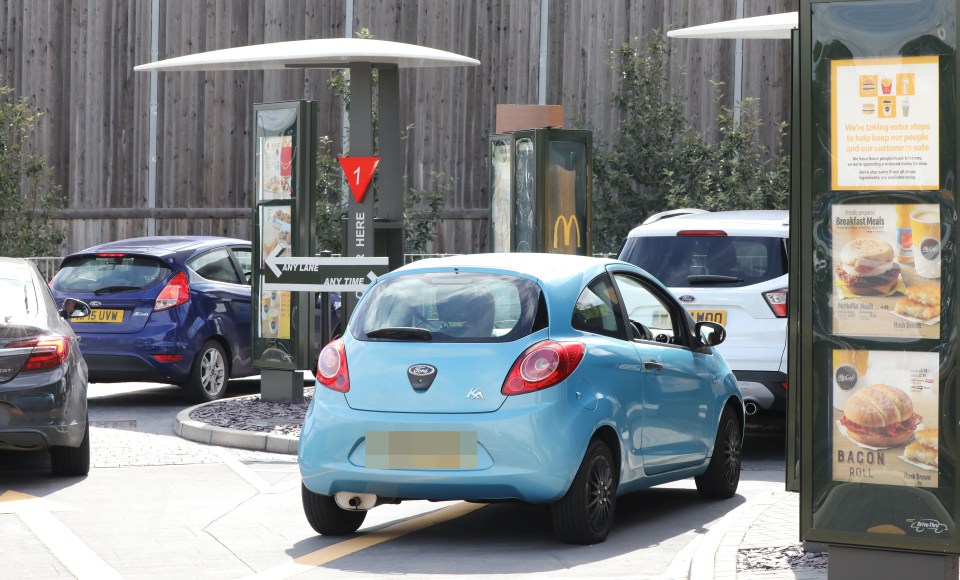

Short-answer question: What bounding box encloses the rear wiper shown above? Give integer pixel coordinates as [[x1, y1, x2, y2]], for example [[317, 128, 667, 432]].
[[365, 327, 433, 341], [94, 285, 142, 295], [687, 274, 742, 285]]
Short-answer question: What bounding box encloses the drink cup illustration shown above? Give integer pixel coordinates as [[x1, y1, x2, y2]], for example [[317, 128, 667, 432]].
[[910, 208, 941, 279], [266, 309, 281, 337], [902, 98, 910, 117], [834, 350, 869, 410], [881, 98, 893, 116]]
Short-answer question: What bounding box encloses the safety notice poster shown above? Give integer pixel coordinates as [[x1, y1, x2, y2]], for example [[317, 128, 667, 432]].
[[831, 56, 939, 190]]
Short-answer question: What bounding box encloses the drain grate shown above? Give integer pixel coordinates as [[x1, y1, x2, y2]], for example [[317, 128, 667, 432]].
[[90, 420, 138, 430]]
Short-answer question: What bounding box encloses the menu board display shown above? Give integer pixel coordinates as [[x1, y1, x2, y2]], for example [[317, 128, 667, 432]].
[[832, 203, 940, 339], [832, 350, 939, 488]]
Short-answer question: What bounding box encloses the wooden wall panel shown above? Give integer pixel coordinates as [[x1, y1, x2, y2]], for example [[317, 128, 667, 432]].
[[3, 0, 795, 255]]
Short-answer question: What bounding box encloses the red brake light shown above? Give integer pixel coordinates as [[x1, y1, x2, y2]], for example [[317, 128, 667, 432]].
[[780, 382, 789, 391], [154, 271, 190, 311], [502, 341, 585, 396], [8, 336, 70, 371], [152, 354, 184, 363], [96, 253, 127, 258], [763, 288, 788, 318], [317, 339, 350, 392], [677, 230, 727, 236]]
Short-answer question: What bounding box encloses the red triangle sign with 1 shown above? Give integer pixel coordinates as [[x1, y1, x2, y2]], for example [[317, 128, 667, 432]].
[[339, 157, 380, 203]]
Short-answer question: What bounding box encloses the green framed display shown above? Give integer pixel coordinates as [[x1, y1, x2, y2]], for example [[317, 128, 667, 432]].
[[799, 0, 960, 553], [488, 129, 592, 255], [251, 101, 316, 370]]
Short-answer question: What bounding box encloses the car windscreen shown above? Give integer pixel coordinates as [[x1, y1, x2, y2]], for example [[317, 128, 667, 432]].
[[619, 235, 787, 287], [52, 255, 173, 294], [351, 272, 542, 343]]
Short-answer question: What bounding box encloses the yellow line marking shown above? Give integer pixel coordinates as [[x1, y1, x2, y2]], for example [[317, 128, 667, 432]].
[[247, 502, 486, 580], [1, 490, 122, 579]]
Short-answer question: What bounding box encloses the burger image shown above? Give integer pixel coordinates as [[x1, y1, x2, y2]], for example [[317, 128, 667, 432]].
[[835, 238, 902, 296], [904, 428, 938, 468], [862, 102, 876, 115], [840, 384, 922, 448], [861, 77, 877, 95]]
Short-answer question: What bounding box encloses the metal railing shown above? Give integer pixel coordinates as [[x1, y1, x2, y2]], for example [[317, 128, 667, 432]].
[[27, 257, 62, 282]]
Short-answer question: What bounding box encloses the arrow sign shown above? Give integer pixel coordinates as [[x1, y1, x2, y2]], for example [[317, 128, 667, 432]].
[[263, 244, 389, 292], [338, 156, 380, 203]]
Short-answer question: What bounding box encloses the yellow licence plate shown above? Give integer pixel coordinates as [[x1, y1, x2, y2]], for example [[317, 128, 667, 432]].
[[73, 309, 125, 323], [688, 309, 726, 326]]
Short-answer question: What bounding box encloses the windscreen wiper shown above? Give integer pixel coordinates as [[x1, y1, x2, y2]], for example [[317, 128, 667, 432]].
[[93, 285, 142, 295], [687, 274, 742, 285], [365, 327, 433, 341]]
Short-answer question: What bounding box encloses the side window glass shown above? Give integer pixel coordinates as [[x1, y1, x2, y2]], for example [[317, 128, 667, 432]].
[[231, 248, 253, 285], [572, 275, 627, 340], [189, 249, 241, 284], [614, 273, 680, 344]]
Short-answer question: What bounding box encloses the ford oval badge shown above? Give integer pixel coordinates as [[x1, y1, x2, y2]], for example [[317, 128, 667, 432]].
[[407, 364, 437, 390], [679, 295, 695, 303]]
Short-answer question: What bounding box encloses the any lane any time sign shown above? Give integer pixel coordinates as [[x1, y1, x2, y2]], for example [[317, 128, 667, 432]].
[[262, 245, 389, 292]]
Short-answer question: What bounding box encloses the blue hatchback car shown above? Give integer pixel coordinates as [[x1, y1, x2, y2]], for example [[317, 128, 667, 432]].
[[298, 253, 743, 544], [50, 236, 341, 403]]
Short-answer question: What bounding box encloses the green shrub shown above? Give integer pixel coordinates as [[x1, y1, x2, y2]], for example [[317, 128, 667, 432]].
[[0, 85, 64, 257]]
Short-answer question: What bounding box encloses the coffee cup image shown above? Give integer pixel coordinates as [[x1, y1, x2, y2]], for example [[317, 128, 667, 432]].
[[266, 309, 281, 337], [910, 209, 941, 279], [881, 98, 894, 116]]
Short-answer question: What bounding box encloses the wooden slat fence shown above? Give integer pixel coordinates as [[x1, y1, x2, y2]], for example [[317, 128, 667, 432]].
[[0, 0, 797, 255]]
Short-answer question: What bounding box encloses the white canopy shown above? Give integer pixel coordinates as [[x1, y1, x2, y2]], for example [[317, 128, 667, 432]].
[[667, 12, 797, 40], [135, 37, 480, 72]]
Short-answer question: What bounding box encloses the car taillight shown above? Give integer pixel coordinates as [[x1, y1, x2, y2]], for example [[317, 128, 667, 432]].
[[8, 336, 70, 371], [317, 339, 350, 393], [502, 341, 585, 396], [154, 271, 190, 311], [763, 288, 788, 318], [780, 382, 789, 391]]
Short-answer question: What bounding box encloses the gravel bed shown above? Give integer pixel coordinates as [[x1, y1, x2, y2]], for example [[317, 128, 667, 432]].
[[739, 545, 829, 571], [189, 387, 314, 437]]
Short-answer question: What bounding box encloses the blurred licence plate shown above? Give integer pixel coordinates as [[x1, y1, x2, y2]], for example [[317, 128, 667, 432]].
[[688, 309, 726, 326], [366, 431, 477, 470], [73, 309, 125, 323]]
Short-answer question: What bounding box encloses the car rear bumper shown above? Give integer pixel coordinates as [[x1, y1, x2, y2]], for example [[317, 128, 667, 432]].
[[83, 354, 191, 384], [298, 387, 589, 504], [0, 368, 88, 450], [733, 370, 788, 412]]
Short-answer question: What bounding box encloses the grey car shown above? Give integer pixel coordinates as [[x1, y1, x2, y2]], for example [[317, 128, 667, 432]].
[[0, 257, 91, 476]]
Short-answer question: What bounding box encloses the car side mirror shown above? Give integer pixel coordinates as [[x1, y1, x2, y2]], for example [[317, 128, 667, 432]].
[[696, 320, 726, 347], [60, 299, 92, 319]]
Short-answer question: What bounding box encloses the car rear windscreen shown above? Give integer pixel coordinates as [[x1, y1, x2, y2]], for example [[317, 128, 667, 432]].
[[619, 235, 787, 287], [52, 255, 173, 294], [352, 272, 542, 343]]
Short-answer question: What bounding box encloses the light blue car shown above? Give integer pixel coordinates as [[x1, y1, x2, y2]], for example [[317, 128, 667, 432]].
[[298, 253, 743, 544]]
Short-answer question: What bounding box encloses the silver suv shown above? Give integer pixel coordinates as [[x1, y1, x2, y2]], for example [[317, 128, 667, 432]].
[[618, 210, 789, 415]]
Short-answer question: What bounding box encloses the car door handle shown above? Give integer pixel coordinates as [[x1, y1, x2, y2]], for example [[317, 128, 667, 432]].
[[644, 361, 663, 371]]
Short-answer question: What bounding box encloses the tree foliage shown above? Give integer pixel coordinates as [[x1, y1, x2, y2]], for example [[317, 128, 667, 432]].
[[592, 34, 790, 254], [0, 85, 64, 256]]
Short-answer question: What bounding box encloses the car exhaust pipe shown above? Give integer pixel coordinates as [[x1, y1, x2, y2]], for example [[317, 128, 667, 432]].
[[744, 400, 759, 416], [335, 492, 378, 511]]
